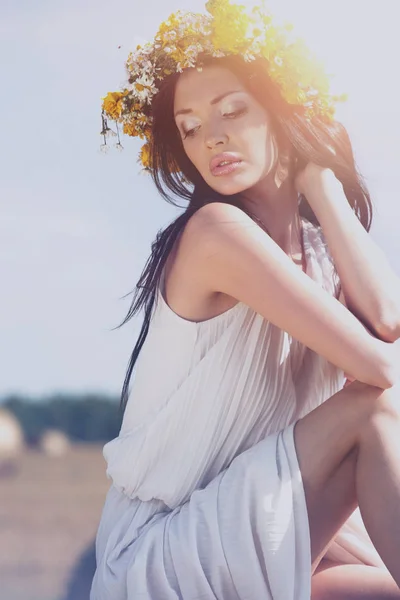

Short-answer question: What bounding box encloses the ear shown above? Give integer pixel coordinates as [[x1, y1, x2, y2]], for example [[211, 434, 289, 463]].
[[275, 144, 293, 181]]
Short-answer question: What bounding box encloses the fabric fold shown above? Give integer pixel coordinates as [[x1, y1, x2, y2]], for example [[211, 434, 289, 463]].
[[91, 216, 380, 600]]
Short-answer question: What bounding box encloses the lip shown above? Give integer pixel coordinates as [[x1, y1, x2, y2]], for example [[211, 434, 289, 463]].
[[209, 152, 243, 176]]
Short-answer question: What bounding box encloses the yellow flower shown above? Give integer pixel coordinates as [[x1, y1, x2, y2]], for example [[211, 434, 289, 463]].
[[156, 13, 180, 46], [205, 0, 218, 13], [210, 0, 251, 53], [123, 120, 141, 137], [140, 142, 152, 169], [102, 91, 127, 120]]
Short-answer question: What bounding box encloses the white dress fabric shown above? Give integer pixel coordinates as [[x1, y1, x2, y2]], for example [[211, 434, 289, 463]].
[[90, 217, 384, 600]]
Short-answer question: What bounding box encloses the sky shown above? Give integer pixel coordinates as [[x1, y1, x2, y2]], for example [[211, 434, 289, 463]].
[[1, 0, 399, 400]]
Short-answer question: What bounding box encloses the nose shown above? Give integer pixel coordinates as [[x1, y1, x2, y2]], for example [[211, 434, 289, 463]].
[[205, 125, 228, 150]]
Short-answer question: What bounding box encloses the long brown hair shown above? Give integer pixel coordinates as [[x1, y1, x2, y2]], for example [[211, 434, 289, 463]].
[[114, 54, 373, 413]]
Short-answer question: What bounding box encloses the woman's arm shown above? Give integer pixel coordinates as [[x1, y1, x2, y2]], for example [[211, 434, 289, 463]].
[[182, 202, 400, 389], [339, 289, 400, 385], [304, 168, 400, 343]]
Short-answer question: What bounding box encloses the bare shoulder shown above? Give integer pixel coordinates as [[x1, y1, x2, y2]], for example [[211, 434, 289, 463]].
[[185, 201, 256, 244], [184, 201, 283, 299], [188, 201, 250, 224], [178, 201, 255, 283], [183, 201, 263, 280], [160, 203, 242, 322]]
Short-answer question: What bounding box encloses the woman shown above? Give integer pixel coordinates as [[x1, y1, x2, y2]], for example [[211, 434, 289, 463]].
[[91, 2, 400, 598]]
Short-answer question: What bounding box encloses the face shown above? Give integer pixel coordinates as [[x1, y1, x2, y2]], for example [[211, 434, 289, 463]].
[[173, 64, 279, 196]]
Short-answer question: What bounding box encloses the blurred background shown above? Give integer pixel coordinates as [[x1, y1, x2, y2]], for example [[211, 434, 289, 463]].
[[1, 0, 399, 598]]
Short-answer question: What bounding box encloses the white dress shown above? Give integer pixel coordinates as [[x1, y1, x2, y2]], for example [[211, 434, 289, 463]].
[[90, 217, 384, 600]]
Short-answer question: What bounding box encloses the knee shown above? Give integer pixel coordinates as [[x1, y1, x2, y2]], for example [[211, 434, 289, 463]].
[[363, 381, 400, 434]]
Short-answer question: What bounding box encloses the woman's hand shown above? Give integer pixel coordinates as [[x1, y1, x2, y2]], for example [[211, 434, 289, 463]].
[[294, 162, 342, 203]]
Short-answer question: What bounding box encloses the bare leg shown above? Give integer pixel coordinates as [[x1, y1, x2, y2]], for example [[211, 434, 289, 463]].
[[293, 380, 400, 585], [311, 560, 400, 599]]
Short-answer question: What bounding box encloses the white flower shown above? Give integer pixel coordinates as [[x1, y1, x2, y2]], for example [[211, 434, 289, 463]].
[[164, 30, 177, 42], [211, 49, 225, 58], [136, 73, 156, 89], [141, 42, 153, 55], [142, 59, 154, 73], [132, 73, 158, 104], [186, 43, 202, 54], [136, 88, 154, 104], [243, 51, 256, 62], [183, 12, 205, 29], [184, 58, 196, 69]]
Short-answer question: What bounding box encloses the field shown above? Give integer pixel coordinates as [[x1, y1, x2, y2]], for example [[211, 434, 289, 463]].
[[0, 444, 109, 600]]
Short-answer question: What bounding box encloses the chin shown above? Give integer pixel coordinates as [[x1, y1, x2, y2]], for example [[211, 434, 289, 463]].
[[206, 172, 259, 197]]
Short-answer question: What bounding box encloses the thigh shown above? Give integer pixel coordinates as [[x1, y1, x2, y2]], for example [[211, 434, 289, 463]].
[[311, 559, 400, 599], [126, 427, 312, 600], [294, 381, 384, 569]]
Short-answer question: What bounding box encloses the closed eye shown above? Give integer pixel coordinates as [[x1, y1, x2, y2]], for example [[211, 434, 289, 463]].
[[182, 107, 248, 140], [183, 125, 201, 140], [224, 107, 247, 119]]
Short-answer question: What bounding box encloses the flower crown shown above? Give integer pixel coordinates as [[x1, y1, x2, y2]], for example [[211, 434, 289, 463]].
[[100, 0, 347, 171]]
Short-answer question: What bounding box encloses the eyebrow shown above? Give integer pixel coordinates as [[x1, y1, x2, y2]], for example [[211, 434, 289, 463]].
[[174, 90, 243, 118]]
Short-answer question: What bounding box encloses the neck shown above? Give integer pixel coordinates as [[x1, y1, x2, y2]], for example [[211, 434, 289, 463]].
[[240, 173, 302, 257]]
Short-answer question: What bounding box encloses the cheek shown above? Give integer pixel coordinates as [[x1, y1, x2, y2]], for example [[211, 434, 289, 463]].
[[241, 124, 273, 169], [182, 141, 202, 170]]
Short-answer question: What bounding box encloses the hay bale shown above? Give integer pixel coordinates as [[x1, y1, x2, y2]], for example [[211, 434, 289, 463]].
[[0, 408, 24, 457], [40, 429, 71, 457]]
